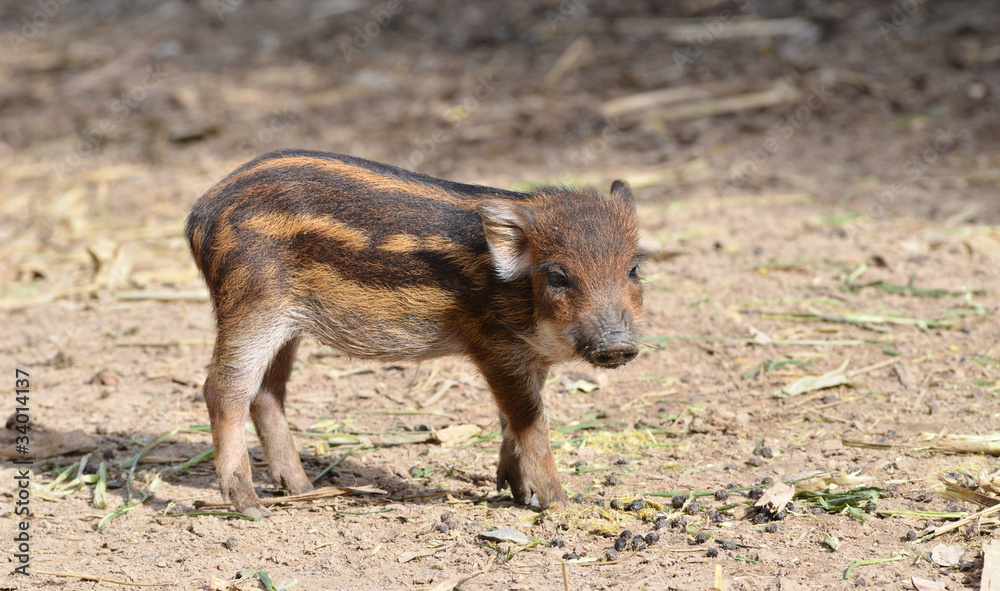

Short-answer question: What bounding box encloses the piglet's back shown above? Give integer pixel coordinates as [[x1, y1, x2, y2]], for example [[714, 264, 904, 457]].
[[186, 150, 526, 291]]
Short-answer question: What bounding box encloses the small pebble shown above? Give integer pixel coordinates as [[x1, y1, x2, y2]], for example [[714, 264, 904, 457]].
[[694, 533, 708, 545], [671, 495, 688, 509], [573, 493, 584, 503], [644, 532, 659, 545], [562, 552, 579, 560], [614, 458, 629, 466], [721, 540, 737, 551], [604, 474, 619, 486], [764, 523, 778, 533], [605, 549, 619, 561], [571, 459, 587, 468], [905, 529, 918, 541], [627, 498, 645, 512], [630, 538, 647, 551], [619, 530, 633, 541], [758, 477, 774, 485], [708, 510, 723, 523], [713, 489, 728, 501], [684, 502, 700, 515], [610, 499, 623, 510], [811, 507, 826, 515], [706, 547, 718, 558], [595, 499, 606, 508], [747, 456, 764, 467], [670, 517, 687, 529], [614, 537, 627, 552], [747, 488, 764, 500], [435, 523, 449, 533], [654, 518, 668, 530]]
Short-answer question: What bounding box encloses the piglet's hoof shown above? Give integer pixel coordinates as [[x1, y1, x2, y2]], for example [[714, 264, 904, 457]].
[[497, 437, 568, 509], [222, 479, 272, 521]]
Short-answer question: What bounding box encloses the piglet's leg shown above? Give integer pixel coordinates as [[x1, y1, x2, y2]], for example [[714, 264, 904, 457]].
[[205, 326, 294, 520], [475, 361, 567, 508], [204, 361, 268, 520], [250, 337, 313, 496]]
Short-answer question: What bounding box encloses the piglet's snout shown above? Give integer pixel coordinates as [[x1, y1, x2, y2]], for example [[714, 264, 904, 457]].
[[585, 310, 639, 368], [591, 339, 638, 368]]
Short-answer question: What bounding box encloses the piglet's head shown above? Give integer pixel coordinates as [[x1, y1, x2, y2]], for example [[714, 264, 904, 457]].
[[477, 181, 643, 368]]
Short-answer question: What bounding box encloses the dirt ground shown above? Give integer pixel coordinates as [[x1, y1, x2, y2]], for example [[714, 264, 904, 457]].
[[1, 0, 999, 590]]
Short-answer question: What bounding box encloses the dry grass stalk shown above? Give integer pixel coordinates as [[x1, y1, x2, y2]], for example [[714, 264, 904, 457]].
[[194, 484, 386, 509], [543, 36, 593, 91], [33, 570, 168, 587], [919, 503, 1000, 542], [601, 82, 744, 118], [115, 289, 210, 301], [940, 476, 999, 508], [608, 81, 800, 122]]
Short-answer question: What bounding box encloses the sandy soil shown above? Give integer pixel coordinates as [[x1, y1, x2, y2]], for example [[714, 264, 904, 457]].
[[1, 1, 999, 590]]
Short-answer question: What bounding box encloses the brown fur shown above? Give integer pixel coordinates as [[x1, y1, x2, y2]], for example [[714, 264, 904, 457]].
[[186, 149, 643, 518]]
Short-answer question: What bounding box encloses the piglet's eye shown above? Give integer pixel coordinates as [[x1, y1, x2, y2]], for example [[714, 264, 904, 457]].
[[548, 270, 569, 288], [629, 265, 640, 280]]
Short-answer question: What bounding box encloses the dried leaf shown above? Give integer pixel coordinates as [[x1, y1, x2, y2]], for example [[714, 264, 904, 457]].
[[778, 359, 851, 397], [755, 481, 794, 514], [398, 548, 439, 563], [930, 544, 964, 567], [565, 379, 600, 393], [432, 424, 482, 447], [911, 576, 946, 591]]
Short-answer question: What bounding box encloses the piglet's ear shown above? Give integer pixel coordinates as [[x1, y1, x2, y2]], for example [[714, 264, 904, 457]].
[[476, 200, 535, 281], [609, 180, 634, 208]]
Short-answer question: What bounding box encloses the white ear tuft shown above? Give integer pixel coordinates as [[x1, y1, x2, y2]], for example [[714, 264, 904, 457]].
[[476, 200, 534, 281]]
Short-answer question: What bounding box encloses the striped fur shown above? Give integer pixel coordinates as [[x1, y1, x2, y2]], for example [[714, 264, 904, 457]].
[[186, 150, 643, 518]]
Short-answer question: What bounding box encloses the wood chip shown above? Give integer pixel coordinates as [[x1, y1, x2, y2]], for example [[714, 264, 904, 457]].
[[983, 540, 1000, 591]]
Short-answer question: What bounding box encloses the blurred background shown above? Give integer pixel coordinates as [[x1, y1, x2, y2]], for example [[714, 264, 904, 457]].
[[0, 0, 998, 295], [2, 5, 999, 587]]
